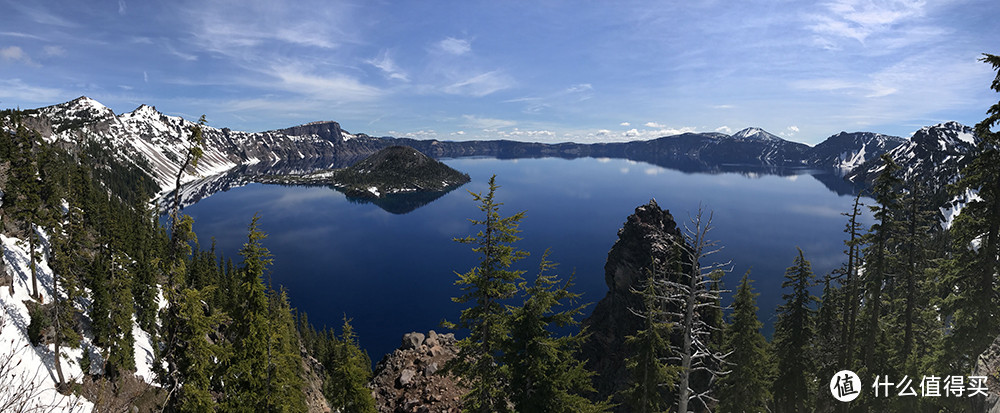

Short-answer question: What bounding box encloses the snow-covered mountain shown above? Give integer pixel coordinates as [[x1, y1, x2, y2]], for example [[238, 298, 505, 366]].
[[730, 127, 784, 142], [804, 131, 906, 171], [848, 121, 978, 193], [21, 97, 376, 200], [19, 97, 976, 207]]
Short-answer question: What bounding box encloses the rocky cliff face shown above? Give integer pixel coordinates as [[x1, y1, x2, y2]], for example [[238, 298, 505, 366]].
[[579, 199, 686, 400], [974, 334, 1000, 412], [370, 331, 464, 413]]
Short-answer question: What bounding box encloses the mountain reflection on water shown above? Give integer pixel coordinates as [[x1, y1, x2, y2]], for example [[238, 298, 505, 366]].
[[176, 156, 871, 360]]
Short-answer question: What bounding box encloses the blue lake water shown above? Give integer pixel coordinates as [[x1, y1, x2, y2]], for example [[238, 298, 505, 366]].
[[180, 157, 871, 361]]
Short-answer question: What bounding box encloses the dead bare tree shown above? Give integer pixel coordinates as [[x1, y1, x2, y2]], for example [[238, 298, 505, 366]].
[[654, 208, 731, 413]]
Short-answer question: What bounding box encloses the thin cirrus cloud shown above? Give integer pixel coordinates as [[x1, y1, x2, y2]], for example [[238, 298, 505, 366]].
[[366, 50, 409, 82], [436, 37, 472, 55], [807, 0, 928, 46], [444, 70, 514, 97], [462, 114, 517, 130], [0, 1, 996, 141], [268, 66, 383, 102]]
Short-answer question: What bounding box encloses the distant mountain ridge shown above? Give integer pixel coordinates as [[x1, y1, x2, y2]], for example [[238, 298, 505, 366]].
[[17, 96, 959, 204], [848, 121, 978, 192]]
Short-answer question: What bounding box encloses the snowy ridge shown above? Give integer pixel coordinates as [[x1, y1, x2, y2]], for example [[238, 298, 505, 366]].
[[847, 122, 978, 208], [25, 97, 346, 201], [731, 127, 783, 142], [804, 131, 905, 173]]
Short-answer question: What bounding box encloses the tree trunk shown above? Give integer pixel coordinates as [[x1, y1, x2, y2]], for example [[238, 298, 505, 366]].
[[53, 270, 65, 390], [841, 194, 862, 370], [29, 224, 38, 300], [677, 239, 701, 413]]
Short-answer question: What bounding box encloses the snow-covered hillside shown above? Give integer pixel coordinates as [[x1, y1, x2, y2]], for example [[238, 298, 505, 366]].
[[848, 121, 977, 193], [0, 228, 160, 411], [803, 131, 905, 172], [24, 97, 349, 199]]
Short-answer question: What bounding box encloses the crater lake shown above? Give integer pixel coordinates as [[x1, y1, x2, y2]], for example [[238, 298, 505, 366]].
[[178, 156, 872, 361]]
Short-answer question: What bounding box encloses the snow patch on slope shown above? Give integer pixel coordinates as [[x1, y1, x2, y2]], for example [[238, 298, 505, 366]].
[[1, 234, 93, 411], [0, 224, 162, 408]]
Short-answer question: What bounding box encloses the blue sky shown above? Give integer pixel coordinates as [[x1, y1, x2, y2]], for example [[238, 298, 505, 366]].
[[1, 0, 997, 144]]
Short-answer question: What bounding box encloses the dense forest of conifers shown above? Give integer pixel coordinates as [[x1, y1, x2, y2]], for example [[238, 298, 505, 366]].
[[0, 54, 997, 412]]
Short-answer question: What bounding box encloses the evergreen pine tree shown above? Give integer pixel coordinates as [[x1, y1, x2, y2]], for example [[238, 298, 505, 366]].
[[717, 271, 772, 413], [6, 121, 42, 299], [325, 315, 376, 413], [504, 251, 608, 413], [159, 115, 206, 405], [857, 154, 902, 392], [264, 288, 307, 412], [813, 273, 842, 412], [105, 249, 136, 378], [838, 193, 865, 370], [225, 214, 274, 409], [444, 175, 527, 413], [171, 286, 224, 413], [943, 53, 1000, 369], [772, 248, 816, 413], [621, 273, 677, 413]]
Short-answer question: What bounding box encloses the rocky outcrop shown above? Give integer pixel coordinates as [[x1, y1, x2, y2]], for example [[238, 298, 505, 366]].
[[973, 334, 1000, 412], [270, 120, 345, 143], [301, 345, 332, 412], [371, 331, 464, 413], [580, 199, 687, 401]]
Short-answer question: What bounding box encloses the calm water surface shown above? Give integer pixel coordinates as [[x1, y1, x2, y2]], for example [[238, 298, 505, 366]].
[[181, 157, 871, 360]]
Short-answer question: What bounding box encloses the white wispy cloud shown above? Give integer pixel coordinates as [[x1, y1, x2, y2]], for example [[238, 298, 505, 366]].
[[565, 83, 593, 93], [780, 125, 801, 137], [715, 126, 732, 134], [9, 3, 79, 28], [644, 121, 665, 128], [366, 50, 409, 81], [42, 45, 65, 56], [436, 37, 472, 55], [269, 66, 383, 102], [807, 0, 929, 47], [187, 0, 350, 55], [462, 114, 517, 129], [163, 40, 197, 61], [620, 122, 630, 126], [587, 125, 699, 142], [445, 70, 514, 97], [118, 0, 127, 16], [0, 46, 37, 66], [389, 130, 439, 139], [0, 79, 64, 103], [494, 128, 555, 139], [0, 32, 46, 41]]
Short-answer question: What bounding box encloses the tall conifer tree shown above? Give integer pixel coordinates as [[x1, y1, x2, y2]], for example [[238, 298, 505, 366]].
[[772, 248, 816, 413], [225, 214, 273, 409], [445, 175, 527, 413], [621, 273, 677, 413], [325, 316, 376, 413], [505, 251, 608, 413], [717, 271, 772, 413], [944, 53, 1000, 368]]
